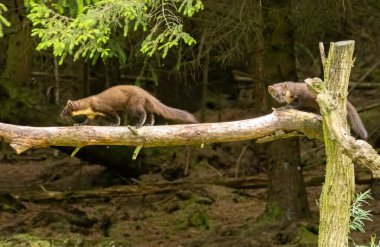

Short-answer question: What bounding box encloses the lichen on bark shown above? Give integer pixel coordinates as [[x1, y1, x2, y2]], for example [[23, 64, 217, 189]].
[[311, 41, 356, 247]]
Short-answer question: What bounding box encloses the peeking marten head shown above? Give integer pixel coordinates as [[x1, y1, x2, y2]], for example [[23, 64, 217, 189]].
[[268, 82, 295, 104]]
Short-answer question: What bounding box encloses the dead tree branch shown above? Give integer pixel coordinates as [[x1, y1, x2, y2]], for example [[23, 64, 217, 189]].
[[0, 109, 322, 155]]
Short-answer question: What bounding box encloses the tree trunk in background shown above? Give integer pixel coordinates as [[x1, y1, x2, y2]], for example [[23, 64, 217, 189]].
[[200, 51, 209, 122], [267, 138, 310, 220], [250, 1, 267, 115], [249, 0, 310, 221], [1, 0, 33, 96], [0, 0, 50, 125]]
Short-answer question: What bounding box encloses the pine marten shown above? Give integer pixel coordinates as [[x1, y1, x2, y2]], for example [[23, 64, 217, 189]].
[[60, 85, 198, 128], [268, 82, 368, 139]]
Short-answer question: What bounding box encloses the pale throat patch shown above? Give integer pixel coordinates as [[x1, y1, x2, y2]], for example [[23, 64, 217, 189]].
[[71, 108, 106, 119], [285, 90, 294, 104]]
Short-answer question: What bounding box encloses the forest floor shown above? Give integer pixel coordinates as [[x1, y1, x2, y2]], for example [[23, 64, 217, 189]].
[[0, 144, 379, 247]]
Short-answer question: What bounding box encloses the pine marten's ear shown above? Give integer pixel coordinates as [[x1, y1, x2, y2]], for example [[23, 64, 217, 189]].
[[268, 86, 275, 94], [282, 82, 289, 90]]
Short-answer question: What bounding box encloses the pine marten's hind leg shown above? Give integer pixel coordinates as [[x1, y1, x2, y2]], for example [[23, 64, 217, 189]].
[[111, 114, 121, 126], [135, 111, 147, 128], [145, 112, 155, 126]]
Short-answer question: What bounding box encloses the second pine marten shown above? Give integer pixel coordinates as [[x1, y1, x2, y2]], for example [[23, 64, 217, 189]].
[[268, 82, 368, 139], [60, 85, 198, 128]]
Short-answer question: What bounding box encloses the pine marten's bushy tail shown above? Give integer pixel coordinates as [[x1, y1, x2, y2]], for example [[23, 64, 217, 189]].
[[149, 97, 198, 124], [347, 101, 367, 139]]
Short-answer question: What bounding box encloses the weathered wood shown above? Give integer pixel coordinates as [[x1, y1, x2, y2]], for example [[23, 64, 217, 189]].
[[308, 78, 380, 178], [0, 109, 323, 154], [311, 40, 355, 247]]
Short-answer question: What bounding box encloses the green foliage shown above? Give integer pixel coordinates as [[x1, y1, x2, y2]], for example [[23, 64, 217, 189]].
[[0, 3, 11, 38], [349, 189, 373, 233], [27, 0, 203, 64], [349, 190, 380, 247], [353, 235, 380, 247]]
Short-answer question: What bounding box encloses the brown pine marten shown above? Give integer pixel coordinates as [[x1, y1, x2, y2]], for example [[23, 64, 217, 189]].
[[268, 82, 368, 139], [60, 85, 198, 128]]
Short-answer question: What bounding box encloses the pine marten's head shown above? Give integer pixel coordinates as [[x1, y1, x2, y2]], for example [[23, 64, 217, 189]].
[[268, 82, 294, 104], [60, 100, 76, 118]]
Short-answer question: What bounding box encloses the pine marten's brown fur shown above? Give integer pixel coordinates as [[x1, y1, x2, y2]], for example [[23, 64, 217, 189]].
[[60, 85, 198, 128], [268, 82, 368, 139]]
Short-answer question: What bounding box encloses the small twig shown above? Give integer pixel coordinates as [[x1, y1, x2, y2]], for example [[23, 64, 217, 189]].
[[127, 126, 139, 135], [203, 162, 223, 178], [300, 144, 325, 158], [358, 101, 380, 112], [39, 185, 47, 192], [319, 42, 326, 66], [184, 146, 191, 176], [350, 60, 380, 93], [358, 61, 380, 82], [235, 145, 248, 178], [131, 178, 145, 186]]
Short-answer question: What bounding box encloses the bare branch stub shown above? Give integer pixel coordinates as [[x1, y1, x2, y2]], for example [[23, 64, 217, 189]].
[[319, 42, 326, 65]]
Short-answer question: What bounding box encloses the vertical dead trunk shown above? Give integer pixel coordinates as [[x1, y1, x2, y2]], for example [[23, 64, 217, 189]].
[[317, 41, 355, 247], [53, 57, 60, 105], [83, 61, 90, 96], [200, 52, 209, 122]]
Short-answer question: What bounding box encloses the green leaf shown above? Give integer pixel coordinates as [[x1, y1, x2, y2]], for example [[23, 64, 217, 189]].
[[27, 0, 202, 62], [0, 3, 8, 12], [0, 16, 10, 27], [70, 146, 82, 157]]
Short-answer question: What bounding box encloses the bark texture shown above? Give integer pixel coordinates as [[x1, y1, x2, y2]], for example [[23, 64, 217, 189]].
[[315, 41, 355, 247]]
